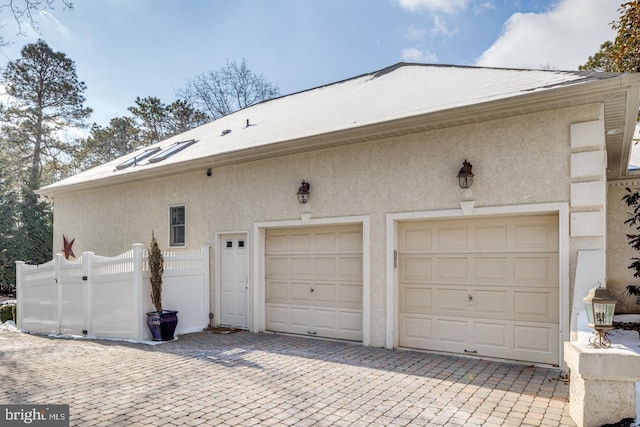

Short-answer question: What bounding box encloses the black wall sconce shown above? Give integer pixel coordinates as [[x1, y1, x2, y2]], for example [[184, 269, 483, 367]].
[[457, 159, 474, 189], [297, 180, 310, 203], [206, 168, 212, 177]]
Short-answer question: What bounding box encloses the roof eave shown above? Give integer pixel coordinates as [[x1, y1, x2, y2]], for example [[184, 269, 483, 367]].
[[39, 74, 640, 197]]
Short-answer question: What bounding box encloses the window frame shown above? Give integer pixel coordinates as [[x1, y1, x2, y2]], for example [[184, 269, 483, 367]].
[[148, 139, 196, 163], [169, 205, 186, 248], [115, 147, 161, 170]]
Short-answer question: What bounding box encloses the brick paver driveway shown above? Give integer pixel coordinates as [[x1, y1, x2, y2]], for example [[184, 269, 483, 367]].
[[0, 329, 574, 426]]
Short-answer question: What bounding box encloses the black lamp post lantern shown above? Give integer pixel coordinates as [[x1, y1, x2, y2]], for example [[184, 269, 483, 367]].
[[457, 159, 474, 189], [583, 283, 617, 348], [297, 180, 310, 204]]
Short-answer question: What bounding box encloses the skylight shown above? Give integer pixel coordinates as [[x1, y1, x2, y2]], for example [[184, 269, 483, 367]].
[[115, 147, 161, 170], [148, 139, 197, 163]]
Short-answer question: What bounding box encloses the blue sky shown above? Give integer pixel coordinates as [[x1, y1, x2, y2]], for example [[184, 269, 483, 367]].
[[0, 0, 620, 128]]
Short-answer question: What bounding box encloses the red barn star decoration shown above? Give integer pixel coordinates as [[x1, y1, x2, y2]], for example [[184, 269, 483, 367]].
[[62, 235, 76, 260]]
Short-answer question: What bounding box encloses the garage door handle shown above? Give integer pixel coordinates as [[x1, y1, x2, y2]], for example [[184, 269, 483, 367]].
[[464, 349, 477, 354], [468, 295, 473, 301], [310, 288, 314, 293], [308, 331, 317, 335]]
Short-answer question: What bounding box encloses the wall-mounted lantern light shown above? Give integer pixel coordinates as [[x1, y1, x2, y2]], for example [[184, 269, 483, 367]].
[[297, 180, 310, 204], [583, 283, 617, 348], [457, 159, 474, 189]]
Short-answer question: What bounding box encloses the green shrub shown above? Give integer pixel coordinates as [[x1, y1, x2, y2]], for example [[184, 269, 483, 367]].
[[0, 303, 16, 323]]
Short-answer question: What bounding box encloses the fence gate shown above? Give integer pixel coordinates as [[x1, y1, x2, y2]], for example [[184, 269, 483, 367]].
[[16, 244, 210, 341]]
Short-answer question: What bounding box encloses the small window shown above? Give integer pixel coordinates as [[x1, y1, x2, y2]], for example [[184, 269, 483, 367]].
[[169, 206, 186, 247], [115, 147, 161, 170], [148, 139, 196, 163], [226, 241, 233, 248], [238, 240, 245, 248]]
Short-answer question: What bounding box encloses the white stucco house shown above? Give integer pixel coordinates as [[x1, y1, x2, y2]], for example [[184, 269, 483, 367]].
[[39, 63, 640, 367]]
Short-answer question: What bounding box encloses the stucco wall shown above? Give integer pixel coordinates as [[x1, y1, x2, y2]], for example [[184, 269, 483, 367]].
[[607, 181, 640, 314], [51, 103, 602, 346]]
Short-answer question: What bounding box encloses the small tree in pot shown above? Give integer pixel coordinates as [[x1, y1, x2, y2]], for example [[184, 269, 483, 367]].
[[149, 232, 164, 312], [146, 232, 178, 340]]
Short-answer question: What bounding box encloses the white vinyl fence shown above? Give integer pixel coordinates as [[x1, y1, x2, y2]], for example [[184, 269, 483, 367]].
[[16, 244, 210, 341]]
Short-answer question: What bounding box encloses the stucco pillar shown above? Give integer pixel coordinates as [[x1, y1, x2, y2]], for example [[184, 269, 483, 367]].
[[564, 341, 640, 427]]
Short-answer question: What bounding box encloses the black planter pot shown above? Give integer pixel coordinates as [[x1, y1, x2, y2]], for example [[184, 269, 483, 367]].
[[146, 310, 178, 341]]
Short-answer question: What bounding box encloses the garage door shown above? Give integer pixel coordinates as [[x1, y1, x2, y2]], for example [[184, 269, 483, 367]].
[[398, 214, 559, 365], [266, 224, 363, 341]]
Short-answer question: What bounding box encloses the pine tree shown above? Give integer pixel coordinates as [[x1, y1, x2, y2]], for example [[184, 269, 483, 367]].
[[1, 39, 91, 189], [0, 173, 19, 294]]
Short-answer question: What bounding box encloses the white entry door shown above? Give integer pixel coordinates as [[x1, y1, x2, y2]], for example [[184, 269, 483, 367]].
[[220, 234, 248, 328]]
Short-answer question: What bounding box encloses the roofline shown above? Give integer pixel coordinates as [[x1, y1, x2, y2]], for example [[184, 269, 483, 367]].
[[255, 62, 612, 108], [39, 72, 640, 197], [617, 80, 640, 179]]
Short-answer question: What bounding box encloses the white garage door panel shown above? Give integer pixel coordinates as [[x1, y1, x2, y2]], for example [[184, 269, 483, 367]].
[[438, 257, 469, 281], [266, 304, 362, 340], [400, 216, 558, 253], [437, 318, 470, 344], [266, 225, 363, 341], [514, 222, 558, 250], [474, 321, 508, 348], [400, 314, 558, 363], [340, 311, 363, 332], [291, 306, 313, 328], [438, 287, 469, 313], [340, 284, 363, 307], [475, 225, 508, 249], [513, 255, 559, 285], [268, 305, 289, 326], [399, 286, 432, 314], [438, 227, 468, 249], [400, 284, 557, 321], [291, 257, 313, 276], [290, 283, 315, 304], [513, 323, 556, 352], [400, 257, 433, 281], [267, 235, 289, 252], [401, 315, 433, 340], [266, 257, 288, 277], [312, 283, 338, 304], [402, 254, 558, 287], [514, 290, 558, 321], [266, 281, 289, 302], [473, 289, 508, 316], [474, 257, 509, 283], [339, 257, 363, 277], [399, 214, 559, 365], [339, 231, 363, 251], [314, 308, 337, 329]]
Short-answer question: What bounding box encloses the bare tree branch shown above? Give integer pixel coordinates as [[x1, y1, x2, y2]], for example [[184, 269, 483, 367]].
[[177, 58, 280, 120], [0, 0, 73, 46]]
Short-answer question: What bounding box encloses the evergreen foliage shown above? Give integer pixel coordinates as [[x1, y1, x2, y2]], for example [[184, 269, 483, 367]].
[[148, 232, 164, 313], [580, 2, 640, 74], [0, 173, 19, 292], [1, 39, 91, 189], [622, 187, 640, 304]]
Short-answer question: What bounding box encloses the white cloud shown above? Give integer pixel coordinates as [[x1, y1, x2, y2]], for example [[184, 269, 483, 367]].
[[474, 0, 618, 70], [473, 2, 495, 15], [402, 47, 438, 63], [430, 15, 455, 36], [407, 25, 428, 41], [39, 10, 71, 40], [397, 0, 470, 14]]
